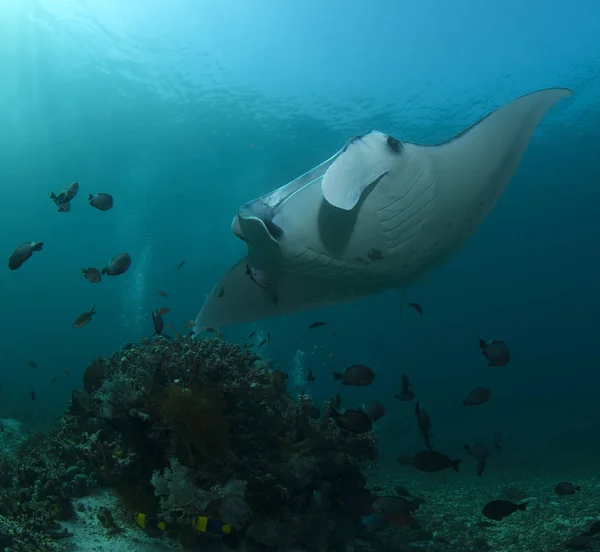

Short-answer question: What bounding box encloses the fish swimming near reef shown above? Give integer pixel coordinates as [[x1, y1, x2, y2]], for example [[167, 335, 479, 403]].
[[102, 253, 131, 276], [333, 364, 375, 386], [195, 88, 572, 329], [395, 373, 415, 401], [88, 192, 113, 211], [8, 242, 43, 270], [463, 386, 491, 406], [135, 513, 166, 538], [50, 181, 79, 212], [482, 499, 527, 521], [192, 516, 232, 535], [73, 306, 96, 328], [82, 267, 101, 283]]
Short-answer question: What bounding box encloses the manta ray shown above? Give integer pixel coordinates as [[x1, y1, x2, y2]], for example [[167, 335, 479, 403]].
[[195, 88, 572, 331]]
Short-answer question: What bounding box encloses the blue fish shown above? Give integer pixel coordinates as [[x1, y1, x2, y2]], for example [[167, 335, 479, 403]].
[[361, 513, 389, 531]]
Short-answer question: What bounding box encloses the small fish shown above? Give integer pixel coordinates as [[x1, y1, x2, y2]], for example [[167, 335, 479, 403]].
[[327, 353, 334, 359], [395, 374, 415, 401], [333, 365, 375, 386], [408, 302, 423, 315], [332, 392, 342, 409], [192, 516, 231, 535], [246, 264, 272, 290], [247, 331, 256, 340], [27, 361, 38, 368], [50, 181, 78, 211], [8, 242, 43, 270], [306, 368, 316, 383], [88, 192, 113, 211], [393, 485, 414, 498], [176, 260, 185, 270], [152, 311, 164, 335], [477, 461, 486, 477], [412, 450, 461, 472], [361, 513, 389, 531], [156, 307, 170, 315], [302, 404, 320, 419], [361, 401, 386, 421], [373, 496, 415, 515], [82, 268, 101, 283], [271, 370, 288, 387], [102, 253, 131, 276], [258, 338, 267, 348], [414, 403, 433, 450], [216, 333, 226, 339], [205, 327, 219, 333], [479, 338, 510, 366], [308, 321, 326, 329], [464, 443, 489, 463], [554, 482, 580, 496], [51, 375, 58, 384], [481, 500, 526, 521], [29, 390, 36, 401], [157, 290, 167, 297], [135, 513, 166, 538], [267, 332, 271, 342], [463, 387, 491, 406], [184, 320, 195, 330], [73, 306, 96, 328], [494, 432, 502, 449], [218, 286, 224, 298], [330, 408, 372, 434]]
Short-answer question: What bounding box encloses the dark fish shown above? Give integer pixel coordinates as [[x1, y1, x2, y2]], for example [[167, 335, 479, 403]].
[[494, 432, 502, 449], [156, 307, 170, 315], [157, 290, 167, 297], [27, 361, 38, 368], [332, 392, 342, 409], [413, 450, 461, 472], [271, 370, 288, 387], [246, 264, 272, 290], [177, 260, 185, 270], [373, 496, 414, 515], [51, 375, 58, 384], [395, 373, 415, 401], [247, 331, 256, 339], [480, 338, 510, 366], [82, 267, 101, 283], [482, 500, 526, 521], [554, 482, 580, 496], [205, 327, 219, 333], [477, 461, 486, 477], [333, 364, 375, 386], [83, 358, 106, 393], [582, 521, 600, 537], [218, 286, 224, 298], [393, 485, 414, 498], [306, 368, 316, 383], [29, 390, 36, 401], [463, 387, 491, 406], [361, 401, 386, 421], [73, 306, 96, 328], [258, 338, 267, 348], [331, 408, 372, 434], [88, 193, 113, 211], [302, 404, 320, 419], [152, 311, 164, 335], [49, 181, 78, 211], [414, 403, 433, 450], [101, 253, 131, 276], [50, 181, 79, 203], [8, 241, 43, 270], [267, 332, 271, 342], [135, 513, 166, 538], [361, 513, 389, 531], [464, 443, 489, 462], [308, 321, 326, 329], [408, 302, 423, 315]]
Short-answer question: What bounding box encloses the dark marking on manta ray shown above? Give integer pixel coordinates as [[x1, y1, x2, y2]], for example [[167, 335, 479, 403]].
[[368, 248, 384, 261], [386, 135, 402, 153]]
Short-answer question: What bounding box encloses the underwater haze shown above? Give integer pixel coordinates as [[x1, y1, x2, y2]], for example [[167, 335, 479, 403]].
[[1, 0, 600, 514]]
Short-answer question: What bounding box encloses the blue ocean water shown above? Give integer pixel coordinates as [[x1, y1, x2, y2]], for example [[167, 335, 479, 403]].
[[0, 0, 599, 480]]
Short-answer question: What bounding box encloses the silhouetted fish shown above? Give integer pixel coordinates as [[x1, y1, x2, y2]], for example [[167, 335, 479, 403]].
[[480, 339, 510, 366], [482, 500, 526, 521], [408, 302, 423, 315]]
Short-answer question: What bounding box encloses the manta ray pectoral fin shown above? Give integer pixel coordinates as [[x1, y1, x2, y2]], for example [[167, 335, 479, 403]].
[[322, 131, 402, 210]]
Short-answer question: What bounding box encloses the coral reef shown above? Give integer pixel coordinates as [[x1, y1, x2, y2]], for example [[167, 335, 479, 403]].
[[0, 335, 379, 551]]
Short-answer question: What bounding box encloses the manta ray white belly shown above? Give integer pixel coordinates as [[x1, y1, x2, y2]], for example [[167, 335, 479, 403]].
[[196, 88, 572, 330]]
